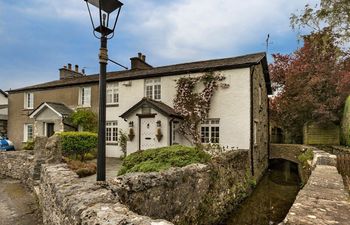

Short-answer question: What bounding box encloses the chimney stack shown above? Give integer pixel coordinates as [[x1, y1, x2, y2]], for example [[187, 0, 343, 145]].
[[130, 52, 153, 70], [59, 63, 84, 80]]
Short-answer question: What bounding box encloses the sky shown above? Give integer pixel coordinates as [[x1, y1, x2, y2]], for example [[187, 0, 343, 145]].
[[0, 0, 317, 91]]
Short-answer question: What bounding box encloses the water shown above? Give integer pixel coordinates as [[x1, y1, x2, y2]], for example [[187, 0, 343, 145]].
[[0, 177, 42, 225], [223, 160, 300, 225]]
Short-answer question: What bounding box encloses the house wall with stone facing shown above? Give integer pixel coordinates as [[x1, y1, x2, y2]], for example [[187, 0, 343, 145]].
[[8, 85, 99, 149], [251, 63, 269, 180]]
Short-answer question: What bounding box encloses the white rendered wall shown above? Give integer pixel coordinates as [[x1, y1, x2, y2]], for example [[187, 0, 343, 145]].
[[105, 68, 251, 157], [0, 93, 8, 118]]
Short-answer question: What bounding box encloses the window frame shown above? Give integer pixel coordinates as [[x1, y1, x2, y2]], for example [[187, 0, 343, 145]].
[[106, 82, 119, 105], [106, 121, 118, 144], [200, 119, 220, 144], [24, 123, 33, 142], [79, 87, 91, 107], [144, 78, 161, 100], [24, 92, 34, 109]]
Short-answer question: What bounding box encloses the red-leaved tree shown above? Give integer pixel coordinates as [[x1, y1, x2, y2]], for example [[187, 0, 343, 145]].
[[270, 29, 350, 142]]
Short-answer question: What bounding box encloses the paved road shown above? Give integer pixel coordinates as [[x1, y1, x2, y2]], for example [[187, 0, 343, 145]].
[[82, 157, 123, 182], [0, 178, 42, 225]]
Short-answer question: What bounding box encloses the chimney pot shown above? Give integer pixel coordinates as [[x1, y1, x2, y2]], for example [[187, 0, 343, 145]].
[[63, 65, 67, 69], [68, 63, 72, 70], [75, 65, 79, 72], [82, 69, 85, 74], [138, 52, 142, 59], [141, 54, 146, 62]]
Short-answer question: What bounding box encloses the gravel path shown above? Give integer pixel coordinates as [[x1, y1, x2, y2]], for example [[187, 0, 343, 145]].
[[0, 178, 42, 225]]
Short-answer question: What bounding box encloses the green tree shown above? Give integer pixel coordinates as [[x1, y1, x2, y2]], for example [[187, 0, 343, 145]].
[[70, 109, 98, 132], [270, 30, 350, 142], [291, 0, 350, 44]]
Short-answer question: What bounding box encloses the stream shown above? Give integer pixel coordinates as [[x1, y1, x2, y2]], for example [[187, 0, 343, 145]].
[[223, 159, 301, 225]]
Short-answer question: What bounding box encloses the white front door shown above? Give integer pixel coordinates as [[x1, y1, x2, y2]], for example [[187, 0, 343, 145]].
[[140, 118, 156, 150]]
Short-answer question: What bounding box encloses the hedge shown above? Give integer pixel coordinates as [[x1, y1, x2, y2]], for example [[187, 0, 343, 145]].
[[59, 132, 98, 161]]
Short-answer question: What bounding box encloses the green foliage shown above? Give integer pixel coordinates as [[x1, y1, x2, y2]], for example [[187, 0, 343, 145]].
[[118, 145, 211, 175], [70, 109, 98, 132], [291, 0, 350, 45], [60, 132, 98, 161], [118, 130, 128, 157], [23, 141, 35, 150], [298, 149, 314, 167]]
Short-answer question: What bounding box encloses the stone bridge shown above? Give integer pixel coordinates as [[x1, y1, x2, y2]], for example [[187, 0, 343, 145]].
[[270, 144, 350, 224]]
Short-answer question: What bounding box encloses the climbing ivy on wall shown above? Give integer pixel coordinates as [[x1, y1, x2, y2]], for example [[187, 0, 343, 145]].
[[173, 72, 226, 147]]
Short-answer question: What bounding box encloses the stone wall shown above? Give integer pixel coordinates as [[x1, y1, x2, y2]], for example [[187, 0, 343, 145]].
[[303, 121, 340, 145], [39, 164, 172, 225], [251, 63, 269, 181], [0, 150, 35, 187], [283, 148, 350, 224], [270, 144, 316, 184], [109, 150, 252, 225]]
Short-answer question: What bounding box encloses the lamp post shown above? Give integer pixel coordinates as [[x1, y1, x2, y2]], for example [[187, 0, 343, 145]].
[[84, 0, 123, 182]]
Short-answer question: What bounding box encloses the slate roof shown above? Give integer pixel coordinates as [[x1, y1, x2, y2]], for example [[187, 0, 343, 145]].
[[7, 52, 272, 94], [120, 98, 182, 119], [29, 102, 74, 118], [0, 89, 8, 97]]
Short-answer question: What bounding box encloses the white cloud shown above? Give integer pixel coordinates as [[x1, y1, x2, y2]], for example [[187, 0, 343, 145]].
[[123, 0, 317, 62], [13, 0, 87, 22]]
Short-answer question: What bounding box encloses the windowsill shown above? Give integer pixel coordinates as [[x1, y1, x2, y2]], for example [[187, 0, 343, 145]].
[[106, 104, 119, 107], [23, 108, 34, 111], [106, 142, 118, 146], [77, 105, 91, 108]]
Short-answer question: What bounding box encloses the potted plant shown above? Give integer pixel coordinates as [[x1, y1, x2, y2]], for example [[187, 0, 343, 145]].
[[156, 128, 163, 142]]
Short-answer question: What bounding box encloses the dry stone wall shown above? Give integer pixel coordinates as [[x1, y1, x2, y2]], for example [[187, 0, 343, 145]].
[[109, 150, 253, 225], [39, 164, 173, 225], [0, 150, 35, 187]]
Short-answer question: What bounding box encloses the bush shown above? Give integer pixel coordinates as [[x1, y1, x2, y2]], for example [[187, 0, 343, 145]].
[[70, 109, 98, 132], [23, 141, 35, 150], [298, 149, 314, 167], [118, 145, 211, 175], [63, 157, 97, 178], [60, 132, 98, 161]]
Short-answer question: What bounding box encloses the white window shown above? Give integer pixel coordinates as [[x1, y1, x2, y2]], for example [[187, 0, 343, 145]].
[[201, 119, 220, 144], [145, 78, 161, 100], [106, 121, 118, 143], [107, 82, 119, 105], [24, 93, 34, 109], [79, 87, 91, 107], [24, 124, 33, 142]]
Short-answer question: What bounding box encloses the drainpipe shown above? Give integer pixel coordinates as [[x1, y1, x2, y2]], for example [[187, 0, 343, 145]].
[[169, 118, 175, 145], [250, 66, 255, 177]]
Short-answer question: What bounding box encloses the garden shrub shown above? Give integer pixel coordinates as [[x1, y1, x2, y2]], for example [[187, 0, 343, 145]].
[[298, 149, 314, 167], [23, 141, 35, 150], [63, 157, 97, 178], [60, 132, 98, 161], [70, 109, 98, 132], [118, 145, 211, 175]]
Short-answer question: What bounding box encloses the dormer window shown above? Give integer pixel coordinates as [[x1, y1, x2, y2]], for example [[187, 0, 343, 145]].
[[24, 92, 34, 109], [145, 78, 161, 100]]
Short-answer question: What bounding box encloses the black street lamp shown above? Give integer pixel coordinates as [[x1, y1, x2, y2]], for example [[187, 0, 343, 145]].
[[84, 0, 123, 182]]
